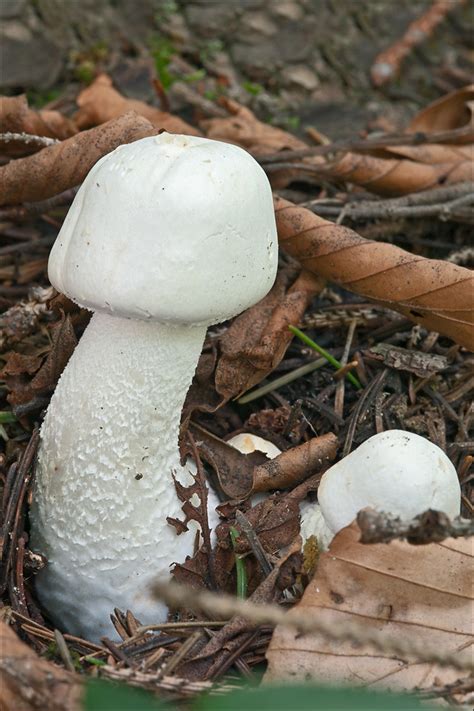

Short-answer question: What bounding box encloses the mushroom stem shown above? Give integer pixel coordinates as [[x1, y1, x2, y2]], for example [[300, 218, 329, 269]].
[[31, 311, 211, 640]]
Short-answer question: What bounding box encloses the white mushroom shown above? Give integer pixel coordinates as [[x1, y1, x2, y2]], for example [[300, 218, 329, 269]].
[[227, 433, 282, 459], [31, 134, 278, 641], [300, 429, 461, 550]]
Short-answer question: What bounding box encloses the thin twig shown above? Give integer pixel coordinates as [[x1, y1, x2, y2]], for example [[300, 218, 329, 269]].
[[258, 128, 474, 164], [0, 132, 59, 147]]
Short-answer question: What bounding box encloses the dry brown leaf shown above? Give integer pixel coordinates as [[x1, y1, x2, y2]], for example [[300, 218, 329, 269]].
[[274, 197, 474, 349], [188, 423, 265, 500], [374, 143, 472, 164], [75, 73, 199, 136], [0, 94, 77, 140], [215, 269, 325, 400], [407, 84, 474, 142], [0, 620, 82, 711], [0, 111, 158, 206], [265, 522, 473, 696], [201, 97, 305, 154], [253, 433, 338, 493], [325, 151, 472, 196], [4, 313, 77, 407]]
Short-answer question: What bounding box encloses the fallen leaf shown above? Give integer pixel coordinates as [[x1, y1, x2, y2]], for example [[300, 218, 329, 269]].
[[75, 73, 198, 136], [0, 111, 159, 206], [407, 84, 474, 142], [201, 97, 305, 154], [265, 522, 473, 698], [373, 143, 472, 164], [187, 422, 265, 500], [5, 313, 77, 408], [253, 433, 338, 493], [274, 197, 474, 349], [215, 269, 325, 400], [0, 94, 77, 140], [0, 620, 82, 711], [324, 151, 471, 196]]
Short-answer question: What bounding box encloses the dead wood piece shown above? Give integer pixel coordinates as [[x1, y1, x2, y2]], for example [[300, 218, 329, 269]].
[[0, 112, 159, 206], [357, 508, 474, 544], [274, 197, 474, 350], [365, 343, 449, 377]]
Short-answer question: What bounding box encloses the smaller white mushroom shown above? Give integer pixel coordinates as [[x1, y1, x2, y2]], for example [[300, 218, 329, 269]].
[[301, 429, 461, 550], [227, 433, 282, 459]]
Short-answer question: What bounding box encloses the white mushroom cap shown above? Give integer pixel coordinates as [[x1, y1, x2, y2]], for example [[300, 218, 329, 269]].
[[318, 429, 461, 537], [227, 433, 282, 459], [48, 134, 278, 325]]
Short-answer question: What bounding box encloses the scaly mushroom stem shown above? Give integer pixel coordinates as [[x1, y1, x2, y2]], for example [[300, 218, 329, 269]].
[[31, 311, 213, 640]]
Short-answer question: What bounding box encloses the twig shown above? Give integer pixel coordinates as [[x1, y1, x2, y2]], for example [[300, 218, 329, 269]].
[[357, 508, 474, 544], [0, 132, 59, 147], [237, 356, 326, 404], [371, 0, 466, 86], [153, 580, 473, 673], [0, 187, 78, 221], [158, 630, 202, 677], [258, 128, 473, 164], [342, 369, 388, 456], [302, 182, 474, 222]]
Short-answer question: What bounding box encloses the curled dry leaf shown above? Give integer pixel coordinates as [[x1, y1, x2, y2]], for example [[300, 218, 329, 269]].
[[0, 94, 77, 140], [201, 97, 305, 154], [324, 151, 472, 196], [215, 269, 325, 400], [253, 432, 338, 493], [265, 522, 473, 698], [274, 197, 474, 349], [0, 111, 158, 206], [75, 73, 199, 136], [407, 84, 474, 142], [372, 143, 472, 164], [0, 620, 82, 711], [188, 422, 265, 500]]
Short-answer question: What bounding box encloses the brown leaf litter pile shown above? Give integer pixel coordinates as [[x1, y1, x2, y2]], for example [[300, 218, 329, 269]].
[[0, 65, 473, 711]]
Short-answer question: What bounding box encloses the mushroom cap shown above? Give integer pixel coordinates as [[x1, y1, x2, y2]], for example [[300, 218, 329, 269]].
[[49, 134, 278, 324], [227, 432, 281, 459], [318, 429, 461, 535]]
